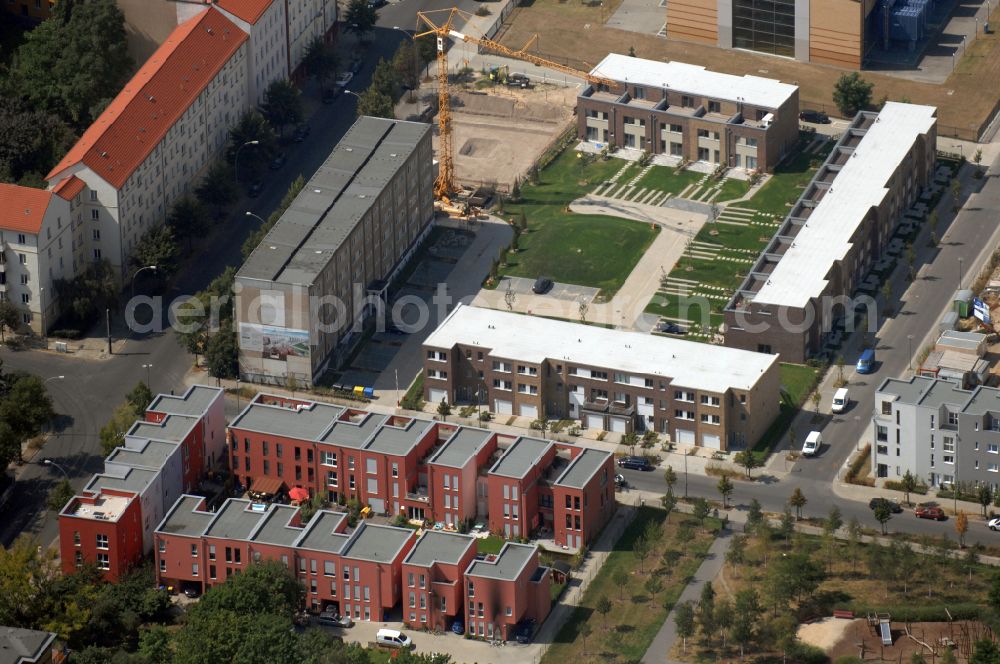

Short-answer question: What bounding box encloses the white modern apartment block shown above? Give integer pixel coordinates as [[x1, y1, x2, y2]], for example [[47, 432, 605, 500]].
[[0, 181, 82, 335], [213, 0, 290, 105], [44, 7, 249, 279]]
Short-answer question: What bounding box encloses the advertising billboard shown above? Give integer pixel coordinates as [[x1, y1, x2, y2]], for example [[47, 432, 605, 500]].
[[239, 323, 311, 360], [973, 298, 992, 325]]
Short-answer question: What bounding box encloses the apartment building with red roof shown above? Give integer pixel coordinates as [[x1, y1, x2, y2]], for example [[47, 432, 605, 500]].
[[0, 183, 78, 335], [212, 0, 290, 104], [44, 7, 249, 280]]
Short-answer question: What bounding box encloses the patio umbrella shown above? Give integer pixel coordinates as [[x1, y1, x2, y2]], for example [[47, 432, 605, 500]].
[[288, 487, 310, 502]]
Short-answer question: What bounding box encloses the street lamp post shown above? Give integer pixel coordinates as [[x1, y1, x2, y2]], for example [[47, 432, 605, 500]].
[[854, 416, 861, 451], [142, 363, 153, 389], [683, 448, 688, 498], [38, 286, 46, 339], [907, 334, 914, 371], [234, 140, 260, 183], [131, 265, 158, 301], [45, 375, 65, 384], [245, 211, 267, 225], [40, 458, 69, 480], [959, 257, 964, 289], [344, 89, 361, 102]]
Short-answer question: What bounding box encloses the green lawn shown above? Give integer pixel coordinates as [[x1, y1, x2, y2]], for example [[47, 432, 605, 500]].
[[501, 149, 660, 297], [750, 362, 821, 457], [476, 535, 505, 555], [541, 507, 719, 664], [716, 177, 751, 202], [634, 165, 703, 195], [745, 139, 833, 217]]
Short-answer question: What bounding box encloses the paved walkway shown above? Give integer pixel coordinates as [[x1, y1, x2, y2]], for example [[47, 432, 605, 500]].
[[641, 530, 732, 664]]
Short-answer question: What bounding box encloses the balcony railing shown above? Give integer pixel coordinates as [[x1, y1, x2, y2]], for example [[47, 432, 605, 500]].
[[406, 488, 429, 503]]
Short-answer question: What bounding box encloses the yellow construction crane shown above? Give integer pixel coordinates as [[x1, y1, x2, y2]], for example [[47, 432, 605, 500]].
[[416, 7, 617, 200]]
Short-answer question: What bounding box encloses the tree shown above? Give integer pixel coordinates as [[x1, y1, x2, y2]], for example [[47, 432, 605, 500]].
[[100, 402, 140, 456], [9, 0, 132, 130], [769, 550, 823, 606], [747, 498, 764, 531], [126, 382, 153, 413], [578, 621, 592, 655], [263, 80, 303, 137], [633, 535, 651, 572], [788, 487, 807, 519], [204, 321, 238, 380], [138, 625, 172, 664], [226, 110, 278, 178], [131, 225, 179, 277], [0, 300, 22, 341], [779, 507, 795, 542], [832, 72, 873, 117], [836, 355, 845, 385], [955, 511, 969, 548], [906, 243, 916, 280], [692, 497, 711, 525], [0, 97, 75, 185], [873, 501, 892, 535], [900, 470, 919, 506], [0, 375, 55, 461], [46, 478, 75, 513], [303, 37, 338, 92], [978, 484, 993, 517], [595, 595, 612, 629], [951, 178, 962, 211], [990, 572, 1000, 613], [970, 640, 1000, 664], [344, 0, 378, 42], [726, 535, 747, 571], [881, 280, 893, 315], [734, 450, 761, 480], [52, 259, 119, 328], [675, 600, 696, 652], [825, 506, 843, 535], [696, 582, 715, 644], [941, 646, 959, 664], [847, 516, 863, 572], [392, 40, 419, 101], [195, 163, 237, 219], [717, 475, 734, 509], [663, 466, 678, 493], [436, 398, 451, 422], [612, 568, 629, 600], [0, 422, 22, 469], [355, 87, 394, 119], [372, 57, 401, 100], [660, 491, 677, 521], [811, 390, 821, 416], [731, 588, 761, 658]]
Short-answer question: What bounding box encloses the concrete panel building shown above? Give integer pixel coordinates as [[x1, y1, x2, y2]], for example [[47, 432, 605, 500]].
[[724, 102, 937, 362], [578, 54, 799, 171], [235, 117, 435, 386], [873, 376, 1000, 490], [423, 304, 781, 450], [666, 0, 880, 69]]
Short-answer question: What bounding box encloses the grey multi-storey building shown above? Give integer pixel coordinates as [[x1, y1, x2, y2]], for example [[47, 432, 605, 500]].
[[235, 117, 435, 387], [873, 376, 1000, 490]]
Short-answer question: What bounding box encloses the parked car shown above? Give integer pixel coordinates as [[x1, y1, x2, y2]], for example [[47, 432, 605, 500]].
[[856, 348, 876, 374], [269, 152, 287, 170], [247, 180, 263, 198], [655, 321, 684, 335], [868, 497, 903, 514], [375, 628, 413, 649], [989, 517, 1000, 531], [801, 431, 822, 456], [293, 123, 310, 143], [451, 619, 465, 635], [915, 505, 947, 521], [317, 610, 354, 628], [335, 72, 354, 89], [532, 276, 553, 294], [799, 109, 831, 124], [507, 73, 531, 89], [831, 387, 849, 413], [617, 456, 652, 471], [515, 618, 536, 644], [614, 473, 627, 489], [182, 585, 201, 599]]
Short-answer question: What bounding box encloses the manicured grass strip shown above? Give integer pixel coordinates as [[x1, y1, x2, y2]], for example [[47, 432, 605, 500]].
[[635, 165, 703, 196], [750, 362, 821, 458]]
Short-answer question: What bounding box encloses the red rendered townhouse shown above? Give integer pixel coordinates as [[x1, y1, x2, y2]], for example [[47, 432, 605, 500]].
[[58, 488, 143, 581], [401, 530, 477, 631], [486, 437, 557, 539], [551, 448, 616, 550], [464, 542, 551, 641], [146, 385, 227, 473], [426, 427, 498, 529], [154, 494, 415, 620]]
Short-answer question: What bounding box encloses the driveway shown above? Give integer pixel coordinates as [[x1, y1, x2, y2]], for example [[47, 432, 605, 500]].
[[331, 621, 542, 664]]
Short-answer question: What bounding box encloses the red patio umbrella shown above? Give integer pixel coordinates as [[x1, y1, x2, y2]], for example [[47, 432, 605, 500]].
[[288, 487, 310, 502]]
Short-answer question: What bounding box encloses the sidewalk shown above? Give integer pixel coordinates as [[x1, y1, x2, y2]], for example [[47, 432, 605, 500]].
[[641, 531, 732, 664]]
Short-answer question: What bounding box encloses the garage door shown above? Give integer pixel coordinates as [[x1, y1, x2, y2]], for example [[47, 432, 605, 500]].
[[519, 404, 538, 418], [676, 429, 695, 445], [610, 417, 627, 433], [368, 498, 385, 514], [494, 399, 513, 415], [585, 414, 604, 430], [428, 389, 447, 403], [701, 433, 721, 450]]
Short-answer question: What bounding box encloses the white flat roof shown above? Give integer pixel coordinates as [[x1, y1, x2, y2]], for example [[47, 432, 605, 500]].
[[752, 102, 937, 309], [425, 305, 778, 393], [591, 53, 798, 109]]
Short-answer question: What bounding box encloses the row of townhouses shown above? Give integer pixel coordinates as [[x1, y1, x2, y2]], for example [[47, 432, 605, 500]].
[[1, 0, 337, 335], [155, 498, 553, 640]]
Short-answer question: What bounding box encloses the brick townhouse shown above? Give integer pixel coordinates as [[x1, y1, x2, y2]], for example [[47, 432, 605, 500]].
[[228, 393, 614, 548], [465, 542, 551, 641], [400, 530, 477, 631], [58, 386, 224, 580], [423, 304, 781, 451], [577, 54, 799, 171]]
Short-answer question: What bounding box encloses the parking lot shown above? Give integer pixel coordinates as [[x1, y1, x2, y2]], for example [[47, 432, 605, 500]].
[[499, 276, 599, 303]]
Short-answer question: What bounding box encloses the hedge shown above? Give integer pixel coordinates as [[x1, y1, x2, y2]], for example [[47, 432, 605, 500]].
[[884, 479, 929, 495]]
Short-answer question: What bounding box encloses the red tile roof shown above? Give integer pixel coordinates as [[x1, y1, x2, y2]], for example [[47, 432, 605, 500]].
[[45, 8, 248, 189], [0, 184, 53, 235], [213, 0, 275, 24], [52, 175, 86, 201]]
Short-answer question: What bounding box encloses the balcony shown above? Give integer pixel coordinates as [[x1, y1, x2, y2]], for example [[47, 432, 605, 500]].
[[406, 487, 429, 503], [609, 402, 634, 417], [582, 400, 609, 413]]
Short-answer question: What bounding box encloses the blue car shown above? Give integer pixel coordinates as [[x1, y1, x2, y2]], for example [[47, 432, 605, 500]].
[[451, 619, 465, 635], [856, 348, 875, 374]]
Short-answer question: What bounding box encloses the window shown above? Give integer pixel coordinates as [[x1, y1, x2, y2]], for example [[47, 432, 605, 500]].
[[191, 544, 198, 557], [700, 395, 720, 406], [92, 229, 100, 241], [325, 561, 336, 576], [321, 451, 337, 466], [97, 553, 110, 570], [96, 534, 109, 549], [505, 606, 513, 616], [732, 0, 796, 57], [708, 101, 721, 113], [990, 464, 999, 473], [91, 209, 99, 220], [468, 581, 475, 597], [990, 444, 999, 454], [75, 532, 82, 546], [210, 565, 217, 580], [159, 558, 166, 573], [943, 437, 955, 453], [192, 563, 199, 577], [881, 401, 893, 415], [876, 426, 888, 442]]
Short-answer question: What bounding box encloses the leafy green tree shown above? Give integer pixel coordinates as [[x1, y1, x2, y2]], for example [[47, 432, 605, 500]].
[[988, 572, 1000, 612], [344, 0, 378, 42], [226, 110, 278, 179], [692, 497, 710, 525], [717, 475, 734, 509], [632, 534, 651, 572], [100, 402, 141, 456], [769, 550, 823, 605], [393, 40, 419, 99], [977, 484, 993, 517], [660, 491, 677, 521], [371, 57, 401, 100], [595, 594, 612, 629], [726, 534, 747, 571], [824, 506, 843, 535], [131, 225, 179, 277], [0, 300, 23, 341], [832, 72, 873, 117], [303, 37, 339, 92], [971, 639, 1000, 664], [138, 625, 172, 664], [46, 479, 74, 513], [714, 598, 734, 648], [0, 97, 75, 185], [663, 466, 677, 493], [356, 87, 394, 119], [788, 487, 807, 519], [734, 450, 761, 479], [873, 501, 892, 535], [263, 80, 303, 137], [696, 582, 715, 644], [0, 374, 54, 461], [436, 398, 451, 421], [612, 568, 629, 600], [9, 0, 132, 129], [53, 259, 119, 327], [941, 646, 958, 664], [126, 382, 153, 412], [0, 421, 22, 469], [674, 601, 695, 653], [205, 321, 238, 380], [778, 507, 795, 542], [747, 498, 764, 531], [731, 588, 761, 658], [900, 470, 918, 506], [241, 176, 305, 259], [195, 162, 237, 219]]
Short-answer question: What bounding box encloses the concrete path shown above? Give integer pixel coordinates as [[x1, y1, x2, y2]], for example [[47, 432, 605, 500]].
[[641, 531, 733, 664]]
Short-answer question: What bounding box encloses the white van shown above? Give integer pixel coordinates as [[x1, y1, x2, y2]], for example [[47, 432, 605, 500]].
[[802, 431, 822, 456], [832, 388, 849, 413], [376, 628, 413, 649]]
